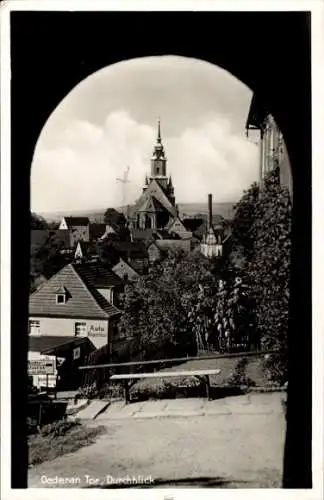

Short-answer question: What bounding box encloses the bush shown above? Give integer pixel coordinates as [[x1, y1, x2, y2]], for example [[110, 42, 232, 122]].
[[227, 358, 256, 387], [40, 419, 81, 438]]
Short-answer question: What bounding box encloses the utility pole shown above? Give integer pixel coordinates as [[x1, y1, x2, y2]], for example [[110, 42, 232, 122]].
[[116, 166, 131, 210]]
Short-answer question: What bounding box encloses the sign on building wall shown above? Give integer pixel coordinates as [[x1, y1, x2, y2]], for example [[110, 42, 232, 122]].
[[28, 359, 55, 375], [88, 324, 106, 337]]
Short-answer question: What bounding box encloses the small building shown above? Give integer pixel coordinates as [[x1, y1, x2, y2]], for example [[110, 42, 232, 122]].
[[59, 216, 90, 246], [29, 262, 124, 349], [28, 335, 95, 390]]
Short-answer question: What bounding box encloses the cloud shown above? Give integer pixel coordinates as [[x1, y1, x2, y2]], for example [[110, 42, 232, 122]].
[[31, 110, 258, 213]]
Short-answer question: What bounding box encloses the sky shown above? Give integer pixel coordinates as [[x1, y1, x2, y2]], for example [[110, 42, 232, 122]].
[[31, 55, 259, 214]]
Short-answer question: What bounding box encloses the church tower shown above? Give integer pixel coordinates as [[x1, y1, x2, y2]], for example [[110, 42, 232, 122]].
[[150, 120, 168, 190]]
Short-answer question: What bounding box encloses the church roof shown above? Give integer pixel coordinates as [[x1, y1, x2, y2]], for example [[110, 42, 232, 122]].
[[133, 179, 176, 217], [136, 195, 166, 213]]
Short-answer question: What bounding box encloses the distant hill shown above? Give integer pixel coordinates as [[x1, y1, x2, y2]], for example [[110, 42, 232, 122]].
[[39, 201, 237, 224]]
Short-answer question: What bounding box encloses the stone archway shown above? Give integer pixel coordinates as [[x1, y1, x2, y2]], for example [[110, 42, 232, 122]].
[[10, 11, 311, 488]]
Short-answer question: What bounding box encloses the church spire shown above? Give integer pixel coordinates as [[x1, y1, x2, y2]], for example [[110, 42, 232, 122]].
[[151, 119, 167, 180]]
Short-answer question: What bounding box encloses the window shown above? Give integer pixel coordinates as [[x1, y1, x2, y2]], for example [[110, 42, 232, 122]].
[[56, 294, 66, 304], [29, 320, 40, 335], [75, 322, 86, 337]]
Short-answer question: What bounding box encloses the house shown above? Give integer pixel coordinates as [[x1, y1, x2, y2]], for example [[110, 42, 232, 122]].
[[112, 258, 139, 282], [29, 262, 124, 349], [59, 216, 90, 246]]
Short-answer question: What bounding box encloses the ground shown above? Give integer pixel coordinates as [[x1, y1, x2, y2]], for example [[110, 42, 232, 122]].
[[28, 392, 286, 489]]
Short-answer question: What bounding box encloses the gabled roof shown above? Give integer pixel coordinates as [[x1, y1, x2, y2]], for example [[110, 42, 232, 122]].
[[112, 258, 139, 280], [75, 241, 97, 256], [164, 216, 191, 234], [29, 263, 122, 319], [136, 195, 166, 213], [63, 217, 90, 227], [132, 179, 176, 217]]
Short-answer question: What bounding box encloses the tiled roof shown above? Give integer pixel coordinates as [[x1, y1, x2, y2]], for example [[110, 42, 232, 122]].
[[64, 217, 90, 227], [136, 195, 166, 213], [28, 335, 92, 354], [112, 259, 139, 280], [29, 263, 122, 319], [132, 179, 176, 217], [72, 262, 124, 288]]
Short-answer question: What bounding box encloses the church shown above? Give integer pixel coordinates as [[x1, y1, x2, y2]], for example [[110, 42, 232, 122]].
[[129, 121, 178, 231]]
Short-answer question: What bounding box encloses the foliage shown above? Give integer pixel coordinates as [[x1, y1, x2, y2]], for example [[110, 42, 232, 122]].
[[226, 357, 256, 387], [230, 182, 259, 268], [30, 212, 48, 230], [231, 165, 292, 383], [31, 232, 71, 282], [28, 419, 106, 466], [103, 208, 130, 241], [118, 249, 256, 359]]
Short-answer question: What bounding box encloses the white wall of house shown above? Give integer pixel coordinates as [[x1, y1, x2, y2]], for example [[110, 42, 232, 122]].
[[28, 316, 109, 349]]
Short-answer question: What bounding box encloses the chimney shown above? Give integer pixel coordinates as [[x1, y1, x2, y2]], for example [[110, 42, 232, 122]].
[[208, 193, 213, 228]]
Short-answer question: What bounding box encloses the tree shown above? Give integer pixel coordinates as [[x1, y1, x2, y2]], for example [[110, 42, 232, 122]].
[[103, 208, 130, 241], [118, 248, 255, 358], [30, 212, 48, 230], [231, 165, 292, 383], [230, 182, 259, 268]]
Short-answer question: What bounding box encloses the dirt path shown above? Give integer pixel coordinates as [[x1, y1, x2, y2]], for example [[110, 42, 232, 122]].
[[28, 393, 286, 489]]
